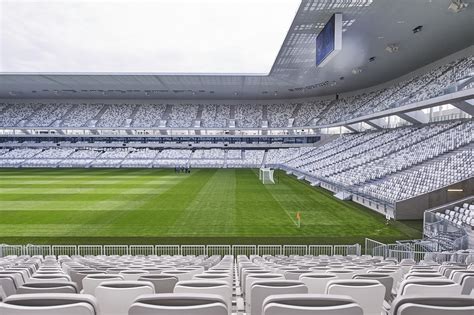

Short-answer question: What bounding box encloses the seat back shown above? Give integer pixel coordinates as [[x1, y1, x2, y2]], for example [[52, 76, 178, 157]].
[[353, 273, 394, 301], [249, 280, 308, 315], [327, 270, 355, 280], [0, 293, 98, 315], [451, 270, 474, 283], [138, 274, 178, 293], [176, 266, 205, 276], [69, 270, 102, 291], [326, 279, 385, 315], [161, 270, 194, 281], [398, 279, 462, 296], [95, 280, 154, 315], [299, 273, 337, 294], [450, 271, 474, 295], [193, 273, 232, 287], [0, 276, 17, 296], [0, 285, 6, 301], [245, 274, 285, 297], [0, 272, 24, 288], [5, 269, 30, 282], [369, 268, 402, 286], [262, 294, 363, 315], [106, 268, 128, 274], [119, 270, 149, 281], [283, 270, 311, 280], [391, 295, 474, 315], [0, 271, 26, 285], [241, 270, 271, 293], [460, 275, 474, 295], [174, 280, 232, 315], [128, 293, 228, 315], [30, 274, 71, 282], [17, 281, 78, 294], [82, 274, 124, 295], [141, 267, 165, 274]]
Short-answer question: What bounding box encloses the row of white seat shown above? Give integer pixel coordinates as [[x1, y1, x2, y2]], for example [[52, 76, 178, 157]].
[[266, 120, 473, 203], [1, 253, 474, 314], [0, 101, 327, 129], [4, 291, 473, 315], [437, 202, 474, 228], [0, 149, 266, 168]]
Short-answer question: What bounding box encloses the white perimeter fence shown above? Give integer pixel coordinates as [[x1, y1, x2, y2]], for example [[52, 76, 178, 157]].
[[0, 244, 361, 258], [3, 241, 471, 264], [365, 238, 474, 264]]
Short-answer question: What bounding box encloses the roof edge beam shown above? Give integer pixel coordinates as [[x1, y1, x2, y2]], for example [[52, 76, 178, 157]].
[[344, 124, 359, 133], [451, 100, 474, 116], [364, 120, 383, 130], [397, 110, 428, 124]]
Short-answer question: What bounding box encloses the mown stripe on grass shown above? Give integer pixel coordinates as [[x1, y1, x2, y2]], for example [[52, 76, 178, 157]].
[[0, 168, 423, 243], [169, 169, 237, 236]]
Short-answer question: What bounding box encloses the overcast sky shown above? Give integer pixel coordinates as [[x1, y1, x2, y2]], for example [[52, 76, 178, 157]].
[[0, 0, 300, 74]]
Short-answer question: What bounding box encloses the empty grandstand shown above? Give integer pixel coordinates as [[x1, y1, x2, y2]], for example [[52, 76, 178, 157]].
[[0, 0, 474, 313]]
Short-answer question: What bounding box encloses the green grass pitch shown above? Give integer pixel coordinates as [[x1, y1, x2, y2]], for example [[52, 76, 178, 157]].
[[0, 168, 422, 245]]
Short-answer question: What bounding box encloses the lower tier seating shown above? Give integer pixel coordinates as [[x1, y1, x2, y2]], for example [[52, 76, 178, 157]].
[[0, 253, 473, 314], [0, 120, 472, 204]]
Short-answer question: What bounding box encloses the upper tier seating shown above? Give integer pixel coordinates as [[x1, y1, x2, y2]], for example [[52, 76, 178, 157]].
[[201, 104, 230, 128], [0, 55, 471, 129], [267, 103, 296, 128], [168, 104, 199, 128], [131, 104, 166, 128], [96, 104, 134, 128]]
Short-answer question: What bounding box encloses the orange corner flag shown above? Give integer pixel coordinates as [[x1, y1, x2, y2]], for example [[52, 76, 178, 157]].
[[296, 212, 301, 220]]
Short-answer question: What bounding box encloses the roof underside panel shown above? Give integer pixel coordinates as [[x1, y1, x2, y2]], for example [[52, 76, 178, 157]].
[[1, 0, 473, 100]]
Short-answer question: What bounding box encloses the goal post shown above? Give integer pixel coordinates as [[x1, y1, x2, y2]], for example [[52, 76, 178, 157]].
[[259, 167, 275, 184]]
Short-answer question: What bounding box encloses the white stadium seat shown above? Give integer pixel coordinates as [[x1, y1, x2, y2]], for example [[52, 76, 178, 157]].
[[262, 294, 363, 315], [397, 278, 462, 296], [299, 273, 338, 294], [81, 274, 124, 295], [0, 293, 98, 315], [17, 282, 78, 294], [174, 280, 232, 315], [390, 295, 474, 315], [326, 279, 385, 315], [128, 293, 228, 315], [248, 280, 308, 315], [94, 280, 154, 315]]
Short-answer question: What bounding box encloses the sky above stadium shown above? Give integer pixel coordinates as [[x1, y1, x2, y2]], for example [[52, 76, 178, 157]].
[[0, 0, 300, 74]]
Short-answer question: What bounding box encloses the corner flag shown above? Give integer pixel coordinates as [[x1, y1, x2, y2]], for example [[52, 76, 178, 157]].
[[296, 211, 301, 228]]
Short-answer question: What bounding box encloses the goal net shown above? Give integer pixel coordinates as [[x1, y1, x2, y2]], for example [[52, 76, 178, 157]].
[[259, 168, 275, 184]]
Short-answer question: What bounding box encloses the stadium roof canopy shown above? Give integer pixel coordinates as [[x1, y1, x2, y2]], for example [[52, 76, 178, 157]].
[[1, 0, 473, 100]]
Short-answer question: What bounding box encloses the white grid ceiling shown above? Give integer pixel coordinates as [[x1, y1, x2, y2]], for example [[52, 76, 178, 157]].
[[0, 0, 473, 100]]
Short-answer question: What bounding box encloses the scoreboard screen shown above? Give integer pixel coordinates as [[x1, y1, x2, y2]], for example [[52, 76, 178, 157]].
[[316, 13, 342, 67]]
